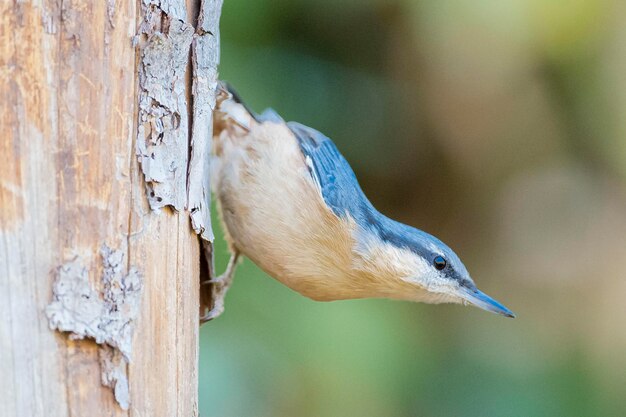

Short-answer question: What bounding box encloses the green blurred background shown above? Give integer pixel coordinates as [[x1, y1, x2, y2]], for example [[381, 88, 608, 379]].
[[199, 0, 626, 416]]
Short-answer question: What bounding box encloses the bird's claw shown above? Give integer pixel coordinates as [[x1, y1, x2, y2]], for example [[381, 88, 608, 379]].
[[200, 300, 225, 322], [200, 275, 232, 322], [202, 274, 228, 285]]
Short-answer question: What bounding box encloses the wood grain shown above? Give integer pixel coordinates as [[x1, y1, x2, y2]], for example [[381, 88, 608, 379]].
[[0, 0, 221, 414]]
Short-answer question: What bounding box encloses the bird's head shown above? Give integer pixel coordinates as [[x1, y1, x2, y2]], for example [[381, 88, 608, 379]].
[[354, 214, 515, 318]]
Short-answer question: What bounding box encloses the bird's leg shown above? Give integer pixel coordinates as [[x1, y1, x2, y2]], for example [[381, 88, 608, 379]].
[[200, 251, 240, 322], [204, 251, 240, 284]]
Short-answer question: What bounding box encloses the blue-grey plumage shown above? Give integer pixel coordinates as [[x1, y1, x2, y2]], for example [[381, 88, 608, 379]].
[[208, 82, 514, 319]]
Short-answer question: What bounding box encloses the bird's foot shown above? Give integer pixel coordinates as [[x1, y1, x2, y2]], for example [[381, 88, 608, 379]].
[[200, 297, 226, 322], [200, 252, 239, 323]]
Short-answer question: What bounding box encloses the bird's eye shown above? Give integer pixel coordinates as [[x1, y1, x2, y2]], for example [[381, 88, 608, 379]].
[[433, 256, 447, 270]]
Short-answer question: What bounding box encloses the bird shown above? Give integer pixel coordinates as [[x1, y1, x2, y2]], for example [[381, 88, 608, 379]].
[[201, 82, 515, 321]]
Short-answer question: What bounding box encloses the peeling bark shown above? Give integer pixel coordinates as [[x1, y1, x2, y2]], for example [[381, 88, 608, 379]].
[[188, 0, 222, 242], [44, 246, 142, 360], [190, 0, 223, 317], [100, 347, 131, 410], [136, 2, 194, 211], [45, 247, 142, 408]]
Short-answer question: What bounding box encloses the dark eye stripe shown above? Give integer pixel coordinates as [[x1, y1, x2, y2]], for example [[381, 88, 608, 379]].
[[433, 256, 447, 270]]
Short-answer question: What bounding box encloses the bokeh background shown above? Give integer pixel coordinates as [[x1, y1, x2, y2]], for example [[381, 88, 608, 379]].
[[199, 0, 626, 416]]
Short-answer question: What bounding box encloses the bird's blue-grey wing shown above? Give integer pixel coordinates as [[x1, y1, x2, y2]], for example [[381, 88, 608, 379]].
[[286, 121, 434, 254], [287, 121, 370, 220]]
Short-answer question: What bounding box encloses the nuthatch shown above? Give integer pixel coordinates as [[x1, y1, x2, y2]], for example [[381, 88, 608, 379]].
[[202, 82, 514, 321]]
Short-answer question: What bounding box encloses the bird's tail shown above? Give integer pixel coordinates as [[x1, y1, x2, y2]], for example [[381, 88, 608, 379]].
[[215, 80, 230, 106], [215, 81, 283, 131], [216, 81, 253, 113], [213, 81, 258, 137]]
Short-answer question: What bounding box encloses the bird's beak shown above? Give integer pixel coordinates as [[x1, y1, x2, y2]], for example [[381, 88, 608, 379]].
[[458, 286, 516, 318]]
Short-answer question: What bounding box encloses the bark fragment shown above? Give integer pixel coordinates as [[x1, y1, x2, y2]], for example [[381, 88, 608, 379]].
[[190, 0, 223, 319], [188, 0, 222, 242], [46, 246, 143, 409], [100, 346, 131, 410], [136, 2, 193, 211]]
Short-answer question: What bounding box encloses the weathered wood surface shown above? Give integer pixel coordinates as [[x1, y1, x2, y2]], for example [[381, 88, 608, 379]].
[[191, 0, 223, 317], [0, 0, 221, 415]]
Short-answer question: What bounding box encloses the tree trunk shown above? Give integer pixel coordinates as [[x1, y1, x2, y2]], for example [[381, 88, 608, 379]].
[[0, 1, 221, 415]]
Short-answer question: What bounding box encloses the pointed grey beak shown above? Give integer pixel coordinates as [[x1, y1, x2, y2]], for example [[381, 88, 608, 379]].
[[458, 286, 516, 318]]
